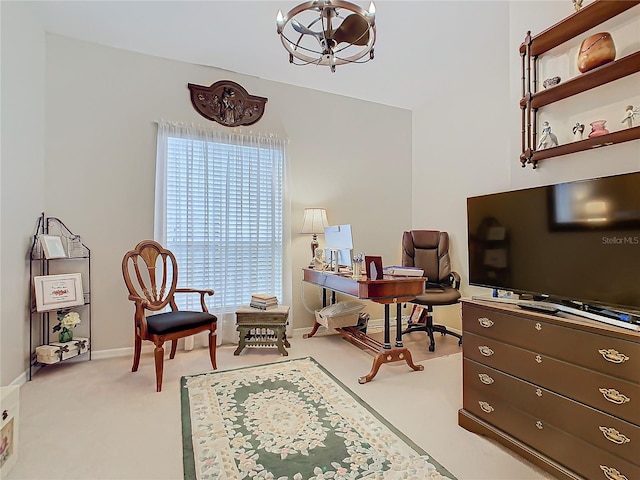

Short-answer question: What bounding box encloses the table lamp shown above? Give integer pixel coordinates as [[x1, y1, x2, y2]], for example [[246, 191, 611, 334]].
[[300, 208, 329, 262]]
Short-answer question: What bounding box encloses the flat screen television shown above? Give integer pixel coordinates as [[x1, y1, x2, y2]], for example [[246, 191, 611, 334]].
[[467, 171, 640, 324]]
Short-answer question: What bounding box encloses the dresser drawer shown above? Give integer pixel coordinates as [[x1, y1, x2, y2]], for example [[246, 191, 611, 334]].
[[463, 303, 640, 383], [464, 358, 640, 465], [464, 332, 640, 425], [463, 388, 640, 480]]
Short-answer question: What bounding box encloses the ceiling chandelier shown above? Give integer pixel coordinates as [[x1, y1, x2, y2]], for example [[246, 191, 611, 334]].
[[276, 1, 376, 73]]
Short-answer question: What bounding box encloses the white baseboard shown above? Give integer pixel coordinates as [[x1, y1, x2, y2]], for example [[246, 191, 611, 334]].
[[18, 319, 463, 385]]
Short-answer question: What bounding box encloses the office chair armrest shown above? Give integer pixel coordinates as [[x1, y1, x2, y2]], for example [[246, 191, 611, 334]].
[[175, 288, 215, 313], [449, 271, 461, 289]]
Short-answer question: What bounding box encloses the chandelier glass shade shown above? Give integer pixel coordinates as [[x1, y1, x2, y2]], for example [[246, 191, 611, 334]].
[[276, 1, 376, 72]]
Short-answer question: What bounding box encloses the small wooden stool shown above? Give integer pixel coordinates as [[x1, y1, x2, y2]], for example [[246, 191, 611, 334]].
[[234, 305, 290, 356]]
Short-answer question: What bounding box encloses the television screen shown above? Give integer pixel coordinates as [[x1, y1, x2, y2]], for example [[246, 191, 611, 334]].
[[467, 172, 640, 313]]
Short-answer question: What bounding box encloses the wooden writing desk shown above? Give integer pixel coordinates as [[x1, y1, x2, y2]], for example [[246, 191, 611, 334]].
[[302, 268, 426, 383]]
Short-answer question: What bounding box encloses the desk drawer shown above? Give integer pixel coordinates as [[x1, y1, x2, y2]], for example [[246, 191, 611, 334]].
[[463, 387, 640, 480], [463, 303, 640, 383], [464, 333, 640, 425], [464, 358, 640, 465]]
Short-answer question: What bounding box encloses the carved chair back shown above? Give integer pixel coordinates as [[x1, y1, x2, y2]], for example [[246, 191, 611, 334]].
[[122, 240, 179, 313]]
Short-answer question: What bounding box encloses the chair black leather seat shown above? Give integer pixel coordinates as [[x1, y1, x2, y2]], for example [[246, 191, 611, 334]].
[[145, 311, 216, 335]]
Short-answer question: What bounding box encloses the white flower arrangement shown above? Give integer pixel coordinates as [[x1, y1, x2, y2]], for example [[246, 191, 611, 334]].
[[53, 310, 81, 340]]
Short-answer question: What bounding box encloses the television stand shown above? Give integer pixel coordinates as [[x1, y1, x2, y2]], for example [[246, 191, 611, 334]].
[[459, 299, 640, 480]]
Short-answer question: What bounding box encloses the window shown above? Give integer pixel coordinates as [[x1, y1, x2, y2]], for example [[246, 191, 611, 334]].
[[155, 122, 285, 312]]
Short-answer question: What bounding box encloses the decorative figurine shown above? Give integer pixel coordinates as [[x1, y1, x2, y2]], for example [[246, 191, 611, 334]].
[[313, 248, 325, 271], [537, 122, 559, 150], [621, 105, 640, 128], [572, 0, 583, 12], [543, 76, 561, 89], [588, 120, 609, 138], [572, 122, 585, 141]]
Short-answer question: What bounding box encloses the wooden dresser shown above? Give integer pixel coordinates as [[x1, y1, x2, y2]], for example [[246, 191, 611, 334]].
[[458, 300, 640, 480]]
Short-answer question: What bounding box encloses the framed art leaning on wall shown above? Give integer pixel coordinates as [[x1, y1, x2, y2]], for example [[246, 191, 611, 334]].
[[39, 235, 66, 259], [33, 273, 84, 312]]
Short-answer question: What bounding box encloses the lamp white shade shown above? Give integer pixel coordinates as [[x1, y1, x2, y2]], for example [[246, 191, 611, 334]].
[[300, 208, 329, 235]]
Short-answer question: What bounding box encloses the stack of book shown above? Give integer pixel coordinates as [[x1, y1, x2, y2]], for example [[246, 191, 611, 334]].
[[382, 265, 424, 277], [250, 293, 279, 310]]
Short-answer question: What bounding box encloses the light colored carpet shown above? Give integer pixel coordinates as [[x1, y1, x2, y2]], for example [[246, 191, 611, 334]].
[[368, 328, 463, 364], [8, 331, 555, 480]]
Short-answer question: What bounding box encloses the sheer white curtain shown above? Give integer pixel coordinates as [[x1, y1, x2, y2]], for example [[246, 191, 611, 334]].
[[155, 121, 288, 345]]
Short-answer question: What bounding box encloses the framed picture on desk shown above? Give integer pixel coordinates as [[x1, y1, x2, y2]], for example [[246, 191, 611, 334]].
[[364, 256, 383, 280]]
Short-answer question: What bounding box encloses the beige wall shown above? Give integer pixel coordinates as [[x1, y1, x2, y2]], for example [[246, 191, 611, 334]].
[[39, 35, 412, 360], [0, 2, 46, 385]]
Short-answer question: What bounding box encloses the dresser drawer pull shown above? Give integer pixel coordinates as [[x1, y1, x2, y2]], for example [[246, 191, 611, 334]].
[[536, 388, 542, 397], [599, 427, 631, 445], [535, 322, 542, 331], [478, 346, 494, 357], [479, 401, 494, 413], [598, 349, 630, 364], [535, 355, 542, 364], [600, 465, 628, 480], [536, 421, 543, 429], [478, 373, 494, 385], [478, 317, 494, 328], [599, 388, 631, 405], [1, 409, 6, 421]]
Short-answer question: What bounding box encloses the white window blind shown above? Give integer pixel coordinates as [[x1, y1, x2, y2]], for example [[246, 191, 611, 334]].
[[155, 122, 285, 312]]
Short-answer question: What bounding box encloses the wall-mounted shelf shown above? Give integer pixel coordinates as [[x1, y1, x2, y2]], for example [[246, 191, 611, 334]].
[[518, 1, 639, 56], [519, 0, 640, 168], [526, 52, 640, 109], [527, 125, 640, 163]]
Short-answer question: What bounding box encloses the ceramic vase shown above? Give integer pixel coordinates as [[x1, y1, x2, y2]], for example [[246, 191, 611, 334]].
[[588, 120, 609, 138], [577, 32, 615, 73]]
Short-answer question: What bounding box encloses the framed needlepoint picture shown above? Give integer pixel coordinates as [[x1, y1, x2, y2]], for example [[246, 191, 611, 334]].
[[34, 273, 84, 312]]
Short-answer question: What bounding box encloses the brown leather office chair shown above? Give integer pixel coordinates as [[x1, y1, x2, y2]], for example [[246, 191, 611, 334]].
[[401, 230, 463, 352], [122, 240, 217, 392]]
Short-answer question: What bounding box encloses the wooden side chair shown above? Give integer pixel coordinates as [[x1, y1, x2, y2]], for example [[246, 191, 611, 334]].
[[121, 240, 217, 392]]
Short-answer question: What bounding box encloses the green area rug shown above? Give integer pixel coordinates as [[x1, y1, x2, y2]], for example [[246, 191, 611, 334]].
[[181, 357, 456, 480]]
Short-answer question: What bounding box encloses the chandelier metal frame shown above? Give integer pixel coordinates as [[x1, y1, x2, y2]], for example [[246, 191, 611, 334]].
[[276, 0, 376, 72]]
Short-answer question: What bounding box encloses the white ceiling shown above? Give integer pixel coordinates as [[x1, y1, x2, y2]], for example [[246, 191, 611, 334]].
[[25, 1, 487, 111]]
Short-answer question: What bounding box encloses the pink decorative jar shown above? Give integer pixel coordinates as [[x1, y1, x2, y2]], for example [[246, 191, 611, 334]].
[[588, 120, 609, 138]]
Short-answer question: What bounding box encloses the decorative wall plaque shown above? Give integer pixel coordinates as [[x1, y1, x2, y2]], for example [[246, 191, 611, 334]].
[[187, 80, 268, 127]]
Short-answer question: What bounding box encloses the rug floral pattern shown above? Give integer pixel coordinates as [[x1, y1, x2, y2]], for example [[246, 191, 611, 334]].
[[182, 357, 455, 480]]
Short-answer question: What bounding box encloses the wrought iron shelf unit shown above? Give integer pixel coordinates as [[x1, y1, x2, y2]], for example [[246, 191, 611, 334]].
[[28, 213, 92, 379], [519, 0, 640, 168]]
